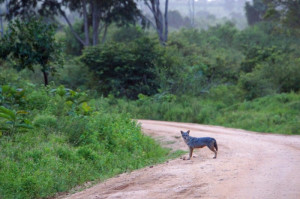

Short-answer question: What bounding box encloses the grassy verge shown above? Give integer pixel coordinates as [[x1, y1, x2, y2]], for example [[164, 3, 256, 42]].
[[209, 93, 300, 134], [0, 82, 184, 199], [101, 92, 300, 135], [0, 111, 184, 199]]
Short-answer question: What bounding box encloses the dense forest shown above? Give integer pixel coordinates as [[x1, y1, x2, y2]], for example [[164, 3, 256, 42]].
[[0, 0, 300, 198]]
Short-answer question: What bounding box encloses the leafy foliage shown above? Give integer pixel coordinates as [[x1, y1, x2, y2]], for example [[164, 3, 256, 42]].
[[0, 74, 177, 198], [264, 0, 300, 31], [104, 92, 300, 135], [0, 17, 62, 85], [0, 85, 26, 107], [0, 106, 33, 136], [239, 45, 300, 99], [80, 37, 161, 99], [245, 0, 267, 25]]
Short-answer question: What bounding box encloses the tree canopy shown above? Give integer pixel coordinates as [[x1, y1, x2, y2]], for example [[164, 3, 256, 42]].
[[4, 0, 141, 46], [0, 17, 62, 85], [264, 0, 300, 30]]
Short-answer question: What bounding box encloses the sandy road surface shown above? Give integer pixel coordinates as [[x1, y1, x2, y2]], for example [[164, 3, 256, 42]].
[[62, 120, 300, 199]]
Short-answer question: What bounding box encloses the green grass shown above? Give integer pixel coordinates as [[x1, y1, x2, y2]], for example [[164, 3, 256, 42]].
[[0, 112, 180, 199], [213, 93, 300, 134], [0, 82, 183, 199], [105, 92, 300, 135]]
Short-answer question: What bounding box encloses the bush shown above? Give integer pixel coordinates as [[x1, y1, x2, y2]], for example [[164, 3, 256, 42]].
[[207, 85, 244, 105], [26, 90, 50, 110], [33, 114, 57, 129], [80, 37, 161, 99], [239, 46, 300, 99], [55, 59, 95, 91]]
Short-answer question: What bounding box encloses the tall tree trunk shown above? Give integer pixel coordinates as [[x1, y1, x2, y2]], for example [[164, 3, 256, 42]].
[[155, 0, 164, 45], [101, 24, 108, 44], [145, 0, 168, 46], [0, 10, 3, 38], [164, 0, 169, 43], [92, 0, 101, 45], [42, 71, 49, 86], [82, 0, 90, 46], [5, 0, 9, 16]]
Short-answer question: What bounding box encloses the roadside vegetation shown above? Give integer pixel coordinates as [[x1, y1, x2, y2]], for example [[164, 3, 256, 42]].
[[0, 74, 180, 199], [106, 92, 300, 135], [0, 0, 300, 198]]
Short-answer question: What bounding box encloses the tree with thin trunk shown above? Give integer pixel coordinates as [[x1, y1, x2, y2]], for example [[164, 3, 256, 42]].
[[263, 0, 300, 30], [0, 9, 3, 37], [144, 0, 169, 45], [0, 0, 8, 37], [4, 0, 141, 46], [0, 17, 62, 86]]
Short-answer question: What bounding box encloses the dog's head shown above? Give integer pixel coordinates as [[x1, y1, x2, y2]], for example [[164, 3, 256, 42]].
[[181, 130, 190, 141]]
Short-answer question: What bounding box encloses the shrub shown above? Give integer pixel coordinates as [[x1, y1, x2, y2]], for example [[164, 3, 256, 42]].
[[26, 90, 49, 110], [80, 37, 161, 99], [55, 60, 95, 91], [0, 17, 63, 86], [33, 114, 57, 129]]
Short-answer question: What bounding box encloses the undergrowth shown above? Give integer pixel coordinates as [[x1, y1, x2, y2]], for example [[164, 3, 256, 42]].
[[0, 75, 181, 199], [99, 90, 300, 135]]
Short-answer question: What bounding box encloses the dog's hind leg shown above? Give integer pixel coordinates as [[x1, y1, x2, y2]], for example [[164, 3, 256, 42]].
[[208, 144, 217, 159]]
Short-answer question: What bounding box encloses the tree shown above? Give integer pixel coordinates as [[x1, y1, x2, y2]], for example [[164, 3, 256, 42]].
[[80, 38, 161, 99], [0, 17, 62, 86], [245, 0, 267, 25], [264, 0, 300, 30], [62, 0, 141, 45], [144, 0, 169, 45], [0, 0, 9, 37], [4, 0, 141, 46], [0, 8, 3, 37]]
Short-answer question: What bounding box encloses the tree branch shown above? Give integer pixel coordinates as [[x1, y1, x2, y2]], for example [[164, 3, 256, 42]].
[[141, 14, 156, 29], [145, 1, 154, 13], [58, 8, 85, 46]]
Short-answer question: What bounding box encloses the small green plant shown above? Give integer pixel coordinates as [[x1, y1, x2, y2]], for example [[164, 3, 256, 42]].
[[0, 106, 33, 135], [51, 85, 91, 115], [0, 85, 26, 108]]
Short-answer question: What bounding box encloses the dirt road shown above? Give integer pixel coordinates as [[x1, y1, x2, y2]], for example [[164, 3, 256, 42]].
[[63, 120, 300, 199]]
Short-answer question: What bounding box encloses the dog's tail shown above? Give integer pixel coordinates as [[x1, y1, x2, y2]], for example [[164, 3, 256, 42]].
[[214, 140, 218, 151]]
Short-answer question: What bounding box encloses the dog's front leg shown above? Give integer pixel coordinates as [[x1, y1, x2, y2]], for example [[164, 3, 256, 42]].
[[187, 147, 194, 160]]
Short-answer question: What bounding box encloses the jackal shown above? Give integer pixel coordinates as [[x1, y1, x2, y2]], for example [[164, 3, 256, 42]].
[[181, 130, 218, 160]]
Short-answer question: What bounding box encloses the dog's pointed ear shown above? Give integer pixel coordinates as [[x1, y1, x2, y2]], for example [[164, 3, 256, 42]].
[[180, 131, 184, 135], [187, 130, 190, 134]]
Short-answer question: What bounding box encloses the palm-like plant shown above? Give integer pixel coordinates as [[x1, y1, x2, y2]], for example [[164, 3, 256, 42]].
[[0, 106, 33, 136]]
